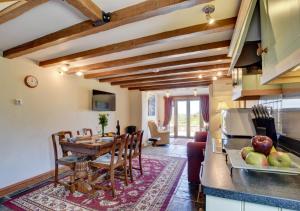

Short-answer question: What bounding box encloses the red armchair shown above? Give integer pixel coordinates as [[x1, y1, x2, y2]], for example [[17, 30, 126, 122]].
[[187, 131, 207, 184]]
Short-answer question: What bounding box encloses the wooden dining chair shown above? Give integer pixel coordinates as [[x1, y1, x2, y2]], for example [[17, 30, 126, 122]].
[[51, 131, 85, 191], [128, 130, 144, 182], [77, 128, 93, 136], [89, 134, 129, 197]]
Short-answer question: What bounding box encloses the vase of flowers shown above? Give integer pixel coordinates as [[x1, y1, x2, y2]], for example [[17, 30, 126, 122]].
[[99, 113, 109, 137]]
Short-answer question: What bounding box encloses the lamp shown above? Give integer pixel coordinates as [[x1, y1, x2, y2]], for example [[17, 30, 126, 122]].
[[193, 89, 197, 96], [166, 91, 170, 98], [202, 5, 215, 24], [75, 71, 83, 77], [60, 64, 70, 72]]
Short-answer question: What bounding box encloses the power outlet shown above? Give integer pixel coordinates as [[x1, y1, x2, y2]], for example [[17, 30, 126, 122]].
[[14, 99, 23, 105]]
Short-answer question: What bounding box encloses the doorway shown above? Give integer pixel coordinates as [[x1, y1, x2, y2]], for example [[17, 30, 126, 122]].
[[170, 98, 202, 138]]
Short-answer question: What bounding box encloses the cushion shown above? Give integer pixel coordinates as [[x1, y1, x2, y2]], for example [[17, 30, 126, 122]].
[[195, 131, 208, 142], [93, 154, 118, 165], [58, 155, 83, 163]]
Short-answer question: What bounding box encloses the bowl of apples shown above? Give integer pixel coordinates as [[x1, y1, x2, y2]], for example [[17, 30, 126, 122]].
[[226, 136, 300, 175]]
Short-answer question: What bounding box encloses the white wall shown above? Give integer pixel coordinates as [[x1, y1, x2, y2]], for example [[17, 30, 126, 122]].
[[0, 57, 132, 188], [129, 90, 142, 129], [157, 94, 165, 125]]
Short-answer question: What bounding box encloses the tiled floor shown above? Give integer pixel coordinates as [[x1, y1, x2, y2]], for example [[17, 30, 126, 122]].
[[144, 143, 204, 211], [0, 140, 203, 211]]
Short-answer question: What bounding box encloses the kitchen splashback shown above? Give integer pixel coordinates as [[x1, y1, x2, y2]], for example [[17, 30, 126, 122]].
[[259, 93, 300, 140]]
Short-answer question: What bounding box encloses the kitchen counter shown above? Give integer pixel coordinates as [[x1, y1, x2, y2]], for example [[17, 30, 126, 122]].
[[201, 137, 300, 210]]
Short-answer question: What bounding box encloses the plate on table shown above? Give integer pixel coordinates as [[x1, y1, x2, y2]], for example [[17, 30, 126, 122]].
[[226, 149, 300, 175], [96, 137, 113, 143]]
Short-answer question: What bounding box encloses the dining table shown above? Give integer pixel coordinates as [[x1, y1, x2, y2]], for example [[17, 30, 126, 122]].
[[60, 135, 114, 159], [59, 135, 115, 194]]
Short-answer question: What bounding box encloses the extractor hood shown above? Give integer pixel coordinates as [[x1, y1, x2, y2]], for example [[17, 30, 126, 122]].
[[234, 4, 261, 69]]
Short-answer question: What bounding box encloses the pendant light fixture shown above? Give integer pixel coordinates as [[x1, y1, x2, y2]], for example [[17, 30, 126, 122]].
[[202, 5, 215, 24], [193, 89, 197, 96]]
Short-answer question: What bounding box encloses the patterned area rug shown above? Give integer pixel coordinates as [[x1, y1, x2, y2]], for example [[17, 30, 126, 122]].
[[3, 155, 186, 211]]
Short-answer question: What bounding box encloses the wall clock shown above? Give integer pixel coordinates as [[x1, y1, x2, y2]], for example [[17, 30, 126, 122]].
[[24, 75, 38, 88]]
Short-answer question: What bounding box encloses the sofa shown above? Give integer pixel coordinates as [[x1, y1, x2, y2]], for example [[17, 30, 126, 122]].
[[148, 120, 170, 145], [187, 131, 208, 184]]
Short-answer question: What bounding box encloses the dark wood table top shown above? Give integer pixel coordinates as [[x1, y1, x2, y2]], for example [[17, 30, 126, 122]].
[[59, 135, 114, 158]]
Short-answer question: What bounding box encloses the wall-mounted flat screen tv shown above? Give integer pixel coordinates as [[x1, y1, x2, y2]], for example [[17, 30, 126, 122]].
[[92, 90, 116, 111]]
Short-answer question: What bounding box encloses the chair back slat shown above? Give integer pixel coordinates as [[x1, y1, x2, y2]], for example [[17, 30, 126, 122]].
[[51, 131, 73, 160], [110, 134, 129, 166], [77, 128, 93, 136], [129, 130, 144, 157]]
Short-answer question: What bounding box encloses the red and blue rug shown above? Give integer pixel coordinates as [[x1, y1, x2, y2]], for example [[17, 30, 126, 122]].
[[3, 155, 186, 210]]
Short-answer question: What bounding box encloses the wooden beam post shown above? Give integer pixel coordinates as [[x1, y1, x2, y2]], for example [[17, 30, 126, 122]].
[[83, 41, 231, 78], [96, 63, 230, 82], [136, 82, 210, 91], [40, 17, 235, 67], [66, 0, 103, 22], [3, 0, 213, 58], [75, 54, 230, 77]]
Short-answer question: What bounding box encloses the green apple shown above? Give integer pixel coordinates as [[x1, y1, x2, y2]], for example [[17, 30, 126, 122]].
[[268, 152, 292, 168], [241, 147, 254, 160], [245, 152, 269, 167]]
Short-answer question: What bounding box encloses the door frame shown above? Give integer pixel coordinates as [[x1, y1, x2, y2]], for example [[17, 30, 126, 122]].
[[173, 96, 201, 138]]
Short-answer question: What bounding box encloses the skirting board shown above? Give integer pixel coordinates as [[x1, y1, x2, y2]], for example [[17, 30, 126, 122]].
[[0, 167, 68, 197]]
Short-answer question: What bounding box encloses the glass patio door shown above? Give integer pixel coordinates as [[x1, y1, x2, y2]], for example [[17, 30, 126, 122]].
[[189, 100, 201, 137], [173, 99, 201, 138], [176, 100, 188, 137]]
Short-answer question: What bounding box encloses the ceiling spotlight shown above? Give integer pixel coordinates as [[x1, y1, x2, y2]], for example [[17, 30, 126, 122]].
[[193, 89, 197, 96], [153, 69, 160, 73], [212, 76, 218, 81], [60, 64, 70, 72], [58, 71, 64, 75], [75, 71, 83, 77], [166, 91, 170, 98], [198, 74, 203, 79], [202, 5, 215, 24], [217, 71, 222, 76]]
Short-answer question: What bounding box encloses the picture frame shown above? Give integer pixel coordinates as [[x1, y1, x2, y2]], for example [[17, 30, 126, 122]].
[[148, 95, 156, 117]]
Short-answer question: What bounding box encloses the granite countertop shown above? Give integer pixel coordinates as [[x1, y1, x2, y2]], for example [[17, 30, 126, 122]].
[[201, 137, 300, 210]]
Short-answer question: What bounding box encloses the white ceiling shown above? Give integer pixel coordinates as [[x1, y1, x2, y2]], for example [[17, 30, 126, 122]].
[[0, 0, 241, 83], [0, 0, 86, 50], [93, 0, 146, 12]]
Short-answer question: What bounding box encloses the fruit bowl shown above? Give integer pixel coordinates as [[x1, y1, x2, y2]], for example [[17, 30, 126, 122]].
[[226, 149, 300, 175]]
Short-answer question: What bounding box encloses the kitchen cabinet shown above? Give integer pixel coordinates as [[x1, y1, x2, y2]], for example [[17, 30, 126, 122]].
[[206, 195, 242, 211], [206, 195, 294, 211], [260, 0, 300, 84], [244, 202, 280, 211], [232, 70, 282, 101]]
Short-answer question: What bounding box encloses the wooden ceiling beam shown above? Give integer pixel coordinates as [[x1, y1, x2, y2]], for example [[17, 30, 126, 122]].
[[3, 0, 212, 58], [0, 0, 47, 25], [110, 70, 229, 85], [121, 78, 211, 88], [81, 54, 230, 77], [66, 0, 102, 21], [83, 41, 230, 78], [41, 17, 235, 68], [136, 82, 210, 91], [97, 63, 230, 82]]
